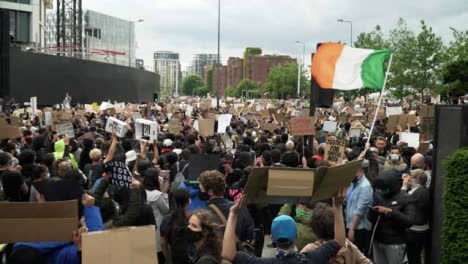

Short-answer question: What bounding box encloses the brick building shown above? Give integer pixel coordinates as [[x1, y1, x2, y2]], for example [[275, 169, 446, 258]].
[[245, 55, 293, 93], [226, 57, 244, 89]]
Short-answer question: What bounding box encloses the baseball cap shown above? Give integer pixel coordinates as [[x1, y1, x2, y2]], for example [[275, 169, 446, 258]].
[[163, 139, 173, 147], [271, 215, 297, 245]]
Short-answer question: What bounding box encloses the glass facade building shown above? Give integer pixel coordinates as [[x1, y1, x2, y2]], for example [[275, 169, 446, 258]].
[[154, 51, 181, 97]]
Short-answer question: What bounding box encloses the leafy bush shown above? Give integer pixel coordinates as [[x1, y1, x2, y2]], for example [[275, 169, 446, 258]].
[[442, 148, 468, 264]]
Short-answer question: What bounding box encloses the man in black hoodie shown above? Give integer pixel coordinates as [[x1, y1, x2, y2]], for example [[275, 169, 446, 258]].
[[369, 169, 416, 264]]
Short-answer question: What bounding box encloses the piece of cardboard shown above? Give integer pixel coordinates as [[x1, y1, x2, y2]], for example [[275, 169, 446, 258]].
[[407, 114, 417, 127], [324, 137, 346, 165], [0, 126, 22, 140], [198, 119, 215, 137], [10, 116, 22, 127], [168, 120, 184, 134], [135, 119, 158, 142], [82, 225, 157, 264], [386, 115, 399, 133], [420, 105, 435, 118], [267, 168, 314, 196], [0, 200, 78, 243], [200, 99, 212, 110], [105, 117, 128, 137], [290, 117, 315, 136], [262, 122, 277, 132], [55, 122, 75, 138], [0, 117, 8, 126], [311, 160, 363, 201], [417, 142, 430, 155], [398, 114, 409, 130]]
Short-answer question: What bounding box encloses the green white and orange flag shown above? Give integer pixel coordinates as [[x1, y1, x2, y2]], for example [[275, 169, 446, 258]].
[[311, 43, 392, 90]]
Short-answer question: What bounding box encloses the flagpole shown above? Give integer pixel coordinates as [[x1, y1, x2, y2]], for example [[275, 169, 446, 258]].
[[367, 53, 393, 144]]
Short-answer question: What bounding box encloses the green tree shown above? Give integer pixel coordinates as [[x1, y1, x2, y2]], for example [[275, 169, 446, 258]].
[[181, 74, 205, 96], [447, 28, 468, 62], [264, 61, 307, 99], [442, 59, 468, 100], [224, 86, 237, 97], [194, 86, 209, 97], [411, 20, 445, 100], [236, 79, 259, 98], [388, 18, 418, 99]]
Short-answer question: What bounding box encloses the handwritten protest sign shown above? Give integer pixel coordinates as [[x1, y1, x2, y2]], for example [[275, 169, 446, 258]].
[[324, 137, 346, 165], [217, 114, 232, 134], [168, 120, 184, 134], [55, 122, 75, 138], [105, 117, 128, 137], [135, 119, 158, 142], [290, 117, 315, 136], [103, 161, 132, 189], [262, 122, 278, 132], [386, 106, 403, 117], [199, 119, 215, 137], [323, 121, 337, 133], [267, 168, 314, 196], [0, 126, 22, 140]]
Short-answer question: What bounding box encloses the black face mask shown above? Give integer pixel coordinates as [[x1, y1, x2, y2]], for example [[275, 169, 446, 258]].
[[188, 228, 204, 242], [198, 191, 209, 201]]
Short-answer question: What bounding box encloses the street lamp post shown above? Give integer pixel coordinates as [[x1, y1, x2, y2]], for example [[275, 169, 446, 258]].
[[216, 0, 221, 109], [296, 41, 305, 98], [337, 19, 353, 47], [129, 19, 144, 67]]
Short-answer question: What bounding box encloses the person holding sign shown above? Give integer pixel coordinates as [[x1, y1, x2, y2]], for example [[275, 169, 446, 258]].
[[222, 192, 347, 264]]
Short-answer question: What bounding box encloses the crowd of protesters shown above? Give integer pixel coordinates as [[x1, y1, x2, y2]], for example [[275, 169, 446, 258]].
[[0, 95, 433, 264]]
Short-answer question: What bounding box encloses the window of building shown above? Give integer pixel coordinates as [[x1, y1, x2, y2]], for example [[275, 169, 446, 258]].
[[7, 9, 30, 43], [1, 0, 31, 4]]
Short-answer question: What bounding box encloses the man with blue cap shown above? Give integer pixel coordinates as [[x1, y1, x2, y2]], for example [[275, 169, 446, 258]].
[[222, 190, 347, 264]]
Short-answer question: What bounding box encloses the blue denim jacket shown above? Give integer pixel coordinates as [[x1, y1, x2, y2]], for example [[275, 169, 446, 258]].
[[346, 175, 373, 231]]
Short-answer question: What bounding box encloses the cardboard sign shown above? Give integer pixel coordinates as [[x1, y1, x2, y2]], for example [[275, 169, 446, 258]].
[[386, 106, 403, 117], [0, 200, 78, 243], [290, 117, 315, 136], [198, 119, 215, 137], [398, 114, 409, 130], [0, 117, 7, 126], [82, 225, 157, 264], [311, 160, 362, 201], [400, 132, 420, 149], [349, 128, 361, 138], [324, 137, 346, 165], [262, 122, 277, 132], [267, 168, 314, 196], [217, 114, 232, 134], [30, 97, 37, 116], [0, 126, 22, 140], [407, 114, 417, 127], [386, 115, 399, 133], [420, 117, 434, 139], [275, 113, 286, 123], [104, 161, 133, 188], [135, 119, 158, 142], [188, 154, 221, 181], [323, 121, 337, 133], [420, 105, 435, 118], [200, 99, 211, 110], [417, 142, 430, 155], [52, 111, 73, 122], [10, 116, 22, 127], [84, 104, 94, 113], [105, 117, 128, 137], [168, 120, 184, 134], [55, 122, 75, 138]]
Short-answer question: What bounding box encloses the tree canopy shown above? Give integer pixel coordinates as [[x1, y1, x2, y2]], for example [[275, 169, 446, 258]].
[[264, 61, 308, 99], [181, 74, 205, 96]]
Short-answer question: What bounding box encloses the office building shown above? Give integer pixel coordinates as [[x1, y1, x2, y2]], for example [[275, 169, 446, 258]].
[[154, 51, 181, 97], [189, 53, 218, 79], [0, 0, 50, 48], [45, 9, 137, 67], [226, 57, 243, 89]]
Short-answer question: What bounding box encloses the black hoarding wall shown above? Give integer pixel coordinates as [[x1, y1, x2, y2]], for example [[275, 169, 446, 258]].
[[9, 47, 159, 105], [0, 10, 10, 98]]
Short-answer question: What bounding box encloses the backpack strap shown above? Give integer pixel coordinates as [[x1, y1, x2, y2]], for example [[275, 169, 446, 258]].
[[208, 204, 227, 224], [181, 163, 189, 173], [176, 162, 180, 173]]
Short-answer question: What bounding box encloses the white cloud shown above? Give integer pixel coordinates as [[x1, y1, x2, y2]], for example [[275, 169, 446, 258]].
[[82, 0, 468, 70]]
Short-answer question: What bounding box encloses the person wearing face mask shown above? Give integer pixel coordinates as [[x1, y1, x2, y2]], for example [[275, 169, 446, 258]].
[[345, 162, 373, 257], [401, 170, 430, 264], [198, 170, 255, 249], [187, 209, 223, 264], [383, 146, 409, 179], [369, 169, 416, 264], [29, 164, 50, 202]]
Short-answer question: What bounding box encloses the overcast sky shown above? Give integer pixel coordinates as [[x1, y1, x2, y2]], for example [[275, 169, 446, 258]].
[[83, 0, 468, 71]]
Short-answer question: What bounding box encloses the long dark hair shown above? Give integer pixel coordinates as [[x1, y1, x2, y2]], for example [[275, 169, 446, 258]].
[[163, 188, 190, 243], [191, 209, 223, 260]]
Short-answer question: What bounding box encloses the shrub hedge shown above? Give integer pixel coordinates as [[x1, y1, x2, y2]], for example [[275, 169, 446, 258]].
[[442, 148, 468, 264]]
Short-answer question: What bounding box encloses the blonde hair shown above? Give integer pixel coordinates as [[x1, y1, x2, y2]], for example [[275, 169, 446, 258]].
[[286, 140, 295, 152], [89, 148, 102, 162]]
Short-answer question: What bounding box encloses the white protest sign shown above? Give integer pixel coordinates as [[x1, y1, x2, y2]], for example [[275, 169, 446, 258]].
[[186, 105, 193, 117], [135, 119, 158, 142], [211, 99, 217, 108], [386, 106, 403, 117], [105, 117, 128, 137], [44, 112, 52, 126], [217, 114, 232, 134], [193, 120, 199, 131], [55, 122, 75, 138], [323, 121, 337, 133], [240, 116, 248, 125], [349, 128, 361, 138], [84, 104, 93, 113], [400, 132, 420, 149], [30, 97, 37, 116], [99, 102, 113, 111]]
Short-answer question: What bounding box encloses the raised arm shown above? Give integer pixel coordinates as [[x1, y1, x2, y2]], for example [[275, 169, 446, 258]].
[[103, 133, 117, 163], [333, 188, 346, 247], [222, 195, 248, 261]]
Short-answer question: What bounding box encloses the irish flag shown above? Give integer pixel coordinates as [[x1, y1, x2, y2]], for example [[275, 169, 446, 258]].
[[311, 43, 392, 90]]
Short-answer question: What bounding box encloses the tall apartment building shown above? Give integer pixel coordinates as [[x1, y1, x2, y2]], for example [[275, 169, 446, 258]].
[[45, 9, 137, 67], [1, 0, 50, 47], [154, 51, 181, 97], [188, 53, 218, 79]]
